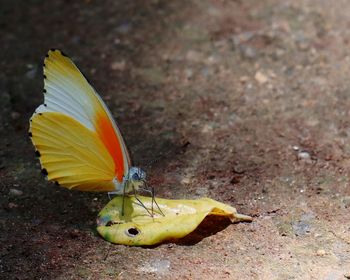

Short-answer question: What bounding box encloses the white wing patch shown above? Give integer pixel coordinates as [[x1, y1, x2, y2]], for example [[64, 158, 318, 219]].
[[33, 49, 132, 180], [41, 51, 97, 131]]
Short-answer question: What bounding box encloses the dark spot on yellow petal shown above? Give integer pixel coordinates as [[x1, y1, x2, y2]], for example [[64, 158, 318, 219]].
[[35, 150, 41, 157], [28, 132, 32, 137], [41, 168, 48, 176]]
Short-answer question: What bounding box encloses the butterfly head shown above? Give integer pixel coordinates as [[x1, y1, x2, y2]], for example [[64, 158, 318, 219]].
[[128, 167, 146, 187]]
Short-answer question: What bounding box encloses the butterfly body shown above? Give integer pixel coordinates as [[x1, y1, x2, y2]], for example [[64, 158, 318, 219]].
[[112, 167, 146, 194], [29, 49, 145, 194]]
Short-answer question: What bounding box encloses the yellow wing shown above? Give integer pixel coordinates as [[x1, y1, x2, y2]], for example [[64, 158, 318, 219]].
[[29, 49, 132, 192], [41, 49, 130, 181], [30, 112, 116, 192]]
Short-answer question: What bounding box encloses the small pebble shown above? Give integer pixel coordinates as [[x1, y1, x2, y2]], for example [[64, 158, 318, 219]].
[[185, 68, 193, 79], [11, 112, 21, 120], [25, 67, 37, 79], [240, 76, 249, 83], [139, 259, 170, 274], [298, 151, 310, 160], [344, 273, 350, 279], [293, 220, 311, 236], [341, 196, 350, 208], [116, 22, 132, 34], [110, 60, 126, 71], [239, 45, 257, 59], [8, 202, 18, 209], [255, 71, 268, 84], [9, 188, 23, 196], [181, 177, 191, 185], [316, 249, 326, 256], [201, 124, 213, 133]]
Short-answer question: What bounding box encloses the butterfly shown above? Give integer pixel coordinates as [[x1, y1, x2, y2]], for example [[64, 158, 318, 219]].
[[29, 49, 160, 216]]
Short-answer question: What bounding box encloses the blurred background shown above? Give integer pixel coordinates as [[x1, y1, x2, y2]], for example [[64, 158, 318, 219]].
[[1, 0, 350, 279]]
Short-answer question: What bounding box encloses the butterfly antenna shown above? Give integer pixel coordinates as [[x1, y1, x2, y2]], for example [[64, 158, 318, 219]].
[[145, 141, 190, 170]]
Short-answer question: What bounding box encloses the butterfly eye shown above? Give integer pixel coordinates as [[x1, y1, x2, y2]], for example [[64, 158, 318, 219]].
[[132, 173, 140, 181]]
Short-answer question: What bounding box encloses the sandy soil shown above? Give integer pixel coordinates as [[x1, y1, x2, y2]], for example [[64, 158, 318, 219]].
[[1, 0, 350, 279]]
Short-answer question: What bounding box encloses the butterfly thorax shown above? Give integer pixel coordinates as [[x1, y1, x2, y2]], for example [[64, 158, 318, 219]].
[[113, 167, 146, 194]]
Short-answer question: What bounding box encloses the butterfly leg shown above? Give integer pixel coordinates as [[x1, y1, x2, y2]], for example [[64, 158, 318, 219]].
[[148, 184, 165, 217], [151, 185, 165, 217], [108, 192, 116, 200], [121, 182, 127, 216], [132, 185, 153, 217], [140, 182, 165, 216]]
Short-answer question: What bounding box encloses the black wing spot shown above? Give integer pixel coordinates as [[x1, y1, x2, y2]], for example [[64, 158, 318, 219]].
[[43, 74, 47, 79], [61, 51, 68, 57], [50, 48, 56, 52], [35, 150, 41, 157], [41, 168, 48, 176], [55, 181, 60, 186], [44, 104, 47, 107], [28, 132, 32, 137], [43, 89, 47, 93], [30, 119, 32, 122], [43, 63, 46, 68], [45, 54, 49, 58], [38, 113, 42, 116]]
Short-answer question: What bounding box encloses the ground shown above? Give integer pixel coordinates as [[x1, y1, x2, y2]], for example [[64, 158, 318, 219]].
[[1, 0, 350, 279]]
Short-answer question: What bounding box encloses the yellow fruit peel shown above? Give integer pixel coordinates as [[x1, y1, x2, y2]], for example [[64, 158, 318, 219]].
[[97, 195, 252, 246]]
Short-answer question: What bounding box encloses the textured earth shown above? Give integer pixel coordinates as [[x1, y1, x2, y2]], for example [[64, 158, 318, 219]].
[[1, 0, 350, 279]]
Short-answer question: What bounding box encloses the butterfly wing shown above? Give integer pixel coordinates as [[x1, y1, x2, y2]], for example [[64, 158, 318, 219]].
[[30, 112, 116, 191], [29, 49, 130, 191]]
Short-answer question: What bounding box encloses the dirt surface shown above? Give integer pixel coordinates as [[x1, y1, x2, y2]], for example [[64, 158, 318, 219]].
[[1, 0, 350, 279]]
